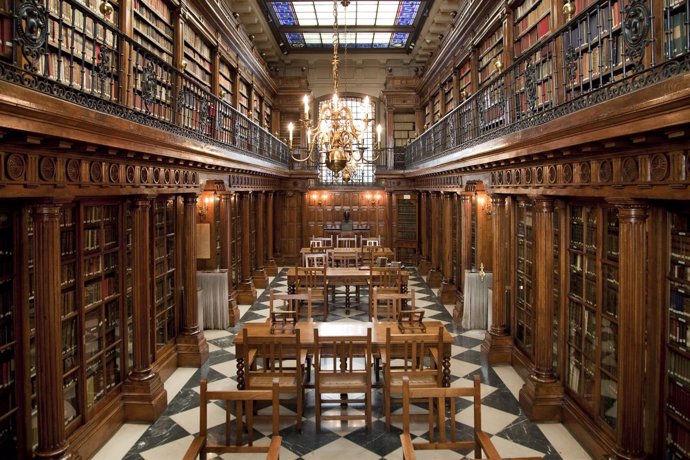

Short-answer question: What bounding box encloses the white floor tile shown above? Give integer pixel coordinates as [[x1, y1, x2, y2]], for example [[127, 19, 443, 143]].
[[91, 423, 149, 460], [164, 367, 197, 404], [538, 422, 593, 459]]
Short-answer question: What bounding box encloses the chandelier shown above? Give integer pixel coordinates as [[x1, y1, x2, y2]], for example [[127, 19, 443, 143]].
[[287, 0, 382, 183]]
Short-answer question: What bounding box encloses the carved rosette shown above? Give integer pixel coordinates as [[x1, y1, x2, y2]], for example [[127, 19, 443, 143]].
[[505, 169, 512, 185], [525, 167, 533, 184], [140, 167, 149, 183], [164, 169, 171, 184], [599, 160, 613, 182], [90, 161, 103, 182], [547, 165, 557, 184], [153, 167, 161, 184], [109, 164, 119, 183], [563, 163, 573, 183], [490, 172, 496, 185], [183, 171, 190, 184], [191, 171, 198, 184], [6, 154, 26, 180], [174, 170, 181, 184], [515, 169, 521, 184], [621, 157, 639, 182], [497, 170, 504, 185], [39, 156, 56, 181], [15, 0, 48, 72], [650, 153, 669, 182], [580, 162, 591, 183], [66, 159, 80, 182], [622, 0, 651, 72], [536, 166, 545, 184], [126, 165, 136, 183]]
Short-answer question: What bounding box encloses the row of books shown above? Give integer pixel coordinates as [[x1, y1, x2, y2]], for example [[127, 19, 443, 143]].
[[182, 54, 213, 88], [478, 37, 503, 74], [0, 354, 14, 388], [0, 283, 13, 319], [133, 19, 173, 64], [671, 286, 690, 314], [670, 312, 690, 347], [47, 0, 119, 40], [84, 229, 100, 251], [514, 0, 550, 36], [0, 321, 13, 345], [514, 15, 550, 56], [133, 0, 173, 34], [672, 234, 690, 261], [62, 290, 76, 315], [0, 17, 12, 60], [183, 26, 211, 62], [478, 26, 503, 59], [672, 263, 690, 282], [669, 351, 690, 385]]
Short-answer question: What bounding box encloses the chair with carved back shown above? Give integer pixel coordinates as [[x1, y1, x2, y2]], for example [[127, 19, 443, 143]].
[[303, 252, 327, 269], [183, 379, 282, 460], [309, 238, 323, 249], [316, 235, 333, 248], [313, 327, 373, 433], [336, 235, 358, 248], [295, 266, 329, 320], [399, 375, 544, 460], [371, 287, 415, 322], [382, 326, 443, 430], [269, 288, 314, 321], [367, 266, 402, 319], [242, 327, 306, 432]]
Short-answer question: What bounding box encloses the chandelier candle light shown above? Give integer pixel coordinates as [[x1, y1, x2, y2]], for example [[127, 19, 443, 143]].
[[287, 0, 382, 183]]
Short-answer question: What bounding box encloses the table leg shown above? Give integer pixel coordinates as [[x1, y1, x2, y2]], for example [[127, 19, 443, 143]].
[[442, 356, 451, 388], [236, 357, 245, 390], [345, 285, 351, 315]]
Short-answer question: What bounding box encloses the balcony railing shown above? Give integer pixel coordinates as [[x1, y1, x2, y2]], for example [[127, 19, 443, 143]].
[[2, 0, 288, 167], [406, 0, 690, 169]]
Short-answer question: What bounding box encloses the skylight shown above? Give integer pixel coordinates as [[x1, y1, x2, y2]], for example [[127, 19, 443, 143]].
[[267, 1, 424, 50]]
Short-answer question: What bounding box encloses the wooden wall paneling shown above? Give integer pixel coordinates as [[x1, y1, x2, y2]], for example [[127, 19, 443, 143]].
[[482, 194, 513, 364], [176, 194, 208, 367], [279, 191, 301, 265], [122, 197, 167, 422], [428, 192, 442, 288], [219, 192, 240, 325], [419, 192, 431, 275], [454, 194, 465, 323], [519, 196, 563, 422], [273, 192, 283, 262]]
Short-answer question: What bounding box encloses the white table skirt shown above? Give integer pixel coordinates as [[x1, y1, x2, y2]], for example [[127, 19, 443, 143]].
[[197, 270, 229, 330], [462, 270, 493, 330]]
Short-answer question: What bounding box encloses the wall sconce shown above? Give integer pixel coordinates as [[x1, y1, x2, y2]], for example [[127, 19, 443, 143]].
[[219, 89, 226, 99], [180, 60, 188, 71], [479, 262, 487, 282], [476, 193, 492, 216], [312, 192, 328, 206], [198, 195, 213, 220], [494, 59, 503, 73], [99, 0, 113, 17], [365, 192, 381, 206]]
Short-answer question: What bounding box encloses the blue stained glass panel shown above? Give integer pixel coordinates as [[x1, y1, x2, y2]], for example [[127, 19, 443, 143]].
[[272, 2, 297, 26], [390, 32, 408, 47], [395, 1, 420, 26], [286, 32, 305, 47]]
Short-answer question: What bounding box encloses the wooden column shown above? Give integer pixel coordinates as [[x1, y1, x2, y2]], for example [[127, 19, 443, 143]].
[[220, 193, 240, 326], [481, 194, 512, 364], [614, 201, 647, 460], [253, 192, 268, 288], [237, 192, 256, 304], [440, 192, 456, 303], [418, 192, 431, 275], [176, 195, 209, 367], [428, 192, 442, 287], [519, 196, 563, 421], [33, 203, 73, 460], [123, 197, 166, 422], [265, 191, 277, 275], [453, 194, 466, 323]]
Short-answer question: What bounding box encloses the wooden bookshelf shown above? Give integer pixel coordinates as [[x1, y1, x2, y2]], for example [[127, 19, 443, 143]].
[[432, 91, 441, 122], [443, 78, 454, 113], [230, 194, 242, 289], [219, 58, 235, 105], [183, 23, 212, 91], [0, 208, 18, 457], [424, 103, 431, 130], [133, 0, 173, 65], [457, 59, 471, 99], [666, 211, 690, 459], [124, 203, 133, 370], [24, 209, 37, 452], [263, 100, 271, 130], [665, 0, 689, 59], [253, 92, 262, 124], [515, 199, 535, 357], [152, 198, 176, 351], [552, 201, 562, 375], [238, 78, 250, 117], [477, 25, 503, 86], [60, 204, 79, 430], [393, 193, 418, 264], [393, 113, 416, 149], [512, 0, 551, 57], [566, 204, 619, 433]]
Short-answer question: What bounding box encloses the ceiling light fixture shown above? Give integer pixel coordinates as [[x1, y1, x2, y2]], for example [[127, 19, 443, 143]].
[[287, 0, 382, 183]]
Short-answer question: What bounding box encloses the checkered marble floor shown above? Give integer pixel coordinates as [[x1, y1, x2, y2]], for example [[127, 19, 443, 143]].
[[94, 269, 591, 460]]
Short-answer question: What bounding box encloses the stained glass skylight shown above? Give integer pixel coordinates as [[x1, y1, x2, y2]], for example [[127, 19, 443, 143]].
[[266, 1, 426, 50]]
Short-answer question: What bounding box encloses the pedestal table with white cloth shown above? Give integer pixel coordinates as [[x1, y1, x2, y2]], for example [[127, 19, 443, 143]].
[[196, 269, 229, 330], [462, 270, 493, 330]]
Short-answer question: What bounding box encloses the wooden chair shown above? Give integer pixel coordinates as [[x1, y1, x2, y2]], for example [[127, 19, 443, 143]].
[[242, 328, 306, 431], [336, 236, 358, 248], [309, 238, 323, 248], [183, 379, 282, 460], [313, 328, 373, 432], [382, 326, 443, 430], [367, 266, 402, 319], [269, 288, 314, 321], [371, 287, 415, 322], [317, 236, 333, 248], [362, 236, 381, 247], [330, 249, 359, 268], [399, 375, 544, 460], [303, 252, 327, 268], [295, 266, 329, 320]]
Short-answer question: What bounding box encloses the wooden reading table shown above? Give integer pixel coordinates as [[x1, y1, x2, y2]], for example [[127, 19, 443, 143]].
[[233, 320, 453, 390]]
